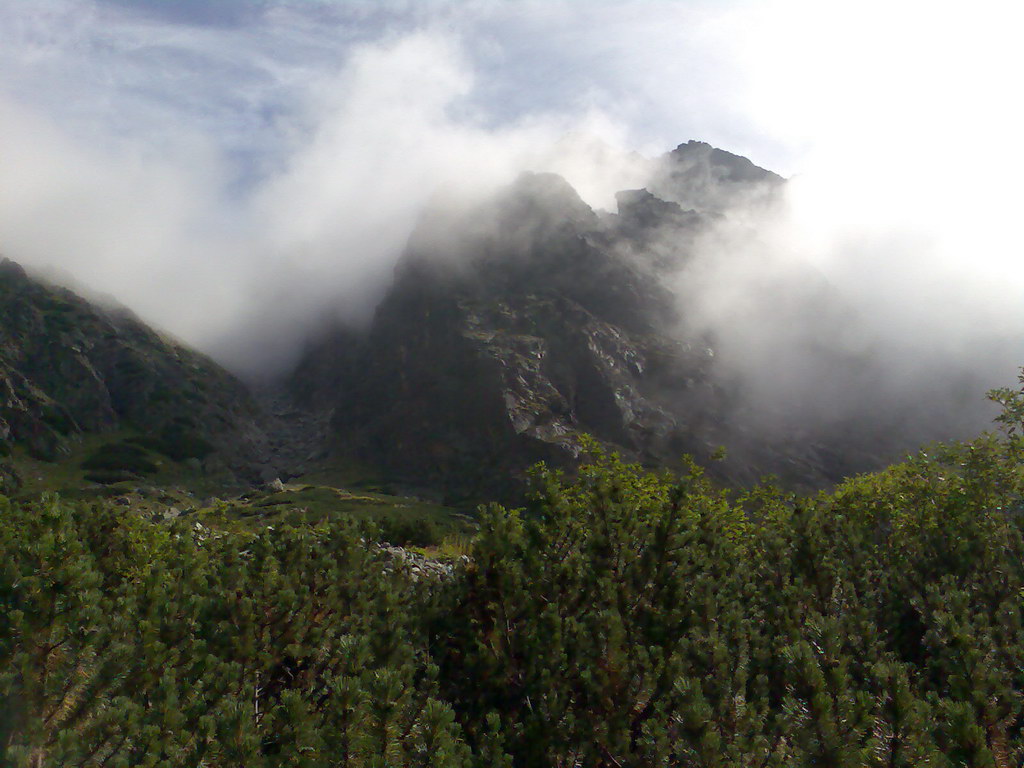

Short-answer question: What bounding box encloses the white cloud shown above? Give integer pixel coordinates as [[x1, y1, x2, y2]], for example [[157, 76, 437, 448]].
[[0, 95, 252, 335]]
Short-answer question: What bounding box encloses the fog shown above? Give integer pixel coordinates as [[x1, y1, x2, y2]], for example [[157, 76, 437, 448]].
[[662, 171, 1024, 445], [0, 0, 1021, 441]]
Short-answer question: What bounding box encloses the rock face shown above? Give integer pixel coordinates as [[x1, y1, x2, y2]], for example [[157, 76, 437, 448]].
[[288, 144, 889, 503], [0, 258, 271, 490], [323, 174, 711, 501]]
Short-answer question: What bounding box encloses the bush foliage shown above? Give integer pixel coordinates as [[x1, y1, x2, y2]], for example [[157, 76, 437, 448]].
[[4, 383, 1024, 766]]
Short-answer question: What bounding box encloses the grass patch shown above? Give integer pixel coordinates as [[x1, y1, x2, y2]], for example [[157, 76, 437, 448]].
[[199, 483, 476, 549], [83, 469, 145, 485]]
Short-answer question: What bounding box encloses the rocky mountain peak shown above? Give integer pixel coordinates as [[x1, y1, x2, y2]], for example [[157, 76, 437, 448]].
[[288, 145, 880, 502], [398, 171, 598, 286], [649, 139, 784, 213], [0, 257, 28, 280], [671, 140, 783, 183], [497, 171, 599, 230], [612, 188, 703, 258]]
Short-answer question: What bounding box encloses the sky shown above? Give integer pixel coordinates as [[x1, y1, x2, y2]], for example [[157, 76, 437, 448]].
[[0, 0, 1022, 384]]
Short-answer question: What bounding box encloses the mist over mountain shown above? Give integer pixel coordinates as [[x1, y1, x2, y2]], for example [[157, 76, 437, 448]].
[[1, 2, 1022, 501], [0, 120, 1018, 502], [3, 2, 1021, 392], [284, 140, 1019, 501]]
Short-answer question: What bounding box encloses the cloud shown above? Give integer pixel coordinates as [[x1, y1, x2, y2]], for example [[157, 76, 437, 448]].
[[660, 0, 1024, 440], [661, 164, 1024, 447], [0, 94, 252, 333]]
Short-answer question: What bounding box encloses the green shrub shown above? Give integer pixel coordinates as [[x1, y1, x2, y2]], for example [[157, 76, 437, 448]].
[[433, 439, 1024, 765], [0, 495, 471, 767], [112, 357, 148, 379], [154, 423, 214, 461], [376, 515, 443, 547], [6, 374, 1024, 766], [40, 404, 74, 435]]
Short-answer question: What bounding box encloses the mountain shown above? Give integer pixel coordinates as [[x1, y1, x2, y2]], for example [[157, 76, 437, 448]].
[[287, 144, 893, 503], [1, 140, 991, 506], [0, 258, 273, 493]]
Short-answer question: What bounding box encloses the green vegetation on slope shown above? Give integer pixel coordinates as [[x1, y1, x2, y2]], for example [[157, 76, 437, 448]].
[[200, 482, 474, 551], [7, 430, 222, 498], [6, 430, 475, 554], [3, 380, 1024, 766], [0, 258, 270, 494], [434, 436, 1024, 766]]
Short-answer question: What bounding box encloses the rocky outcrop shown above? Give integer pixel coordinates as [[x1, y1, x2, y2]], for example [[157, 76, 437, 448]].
[[0, 258, 273, 487], [378, 544, 465, 582], [298, 173, 707, 501]]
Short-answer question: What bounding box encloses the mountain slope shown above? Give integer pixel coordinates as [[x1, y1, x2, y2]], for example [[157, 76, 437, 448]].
[[0, 258, 272, 492]]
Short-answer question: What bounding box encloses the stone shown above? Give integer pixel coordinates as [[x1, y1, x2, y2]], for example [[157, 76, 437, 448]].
[[264, 477, 286, 493]]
